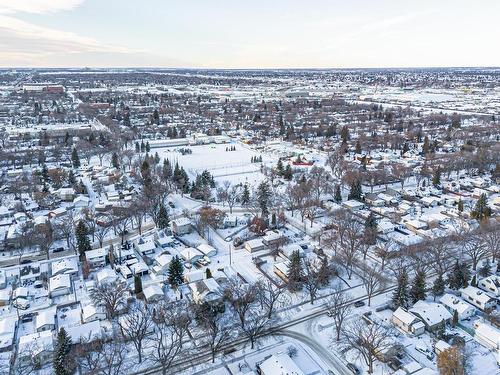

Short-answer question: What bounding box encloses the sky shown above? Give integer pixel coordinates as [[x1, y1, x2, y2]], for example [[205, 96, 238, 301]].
[[0, 0, 499, 69]]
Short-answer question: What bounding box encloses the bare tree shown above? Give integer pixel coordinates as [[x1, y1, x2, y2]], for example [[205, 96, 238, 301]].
[[326, 284, 352, 341], [302, 257, 326, 304], [360, 263, 386, 307], [150, 320, 184, 375], [198, 305, 234, 363], [119, 303, 153, 364], [460, 231, 487, 271], [99, 336, 128, 375], [90, 280, 128, 319], [342, 319, 395, 374], [256, 279, 289, 319], [482, 224, 500, 263]]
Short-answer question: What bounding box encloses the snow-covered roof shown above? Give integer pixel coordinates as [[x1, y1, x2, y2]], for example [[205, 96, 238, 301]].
[[197, 243, 217, 257], [51, 257, 78, 276], [49, 274, 71, 292], [143, 284, 164, 301], [259, 352, 304, 375], [409, 301, 452, 326], [393, 307, 420, 326], [36, 309, 56, 330], [439, 293, 476, 315], [460, 286, 495, 305]]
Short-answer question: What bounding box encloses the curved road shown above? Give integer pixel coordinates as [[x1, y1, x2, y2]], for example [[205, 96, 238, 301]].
[[280, 329, 353, 375]]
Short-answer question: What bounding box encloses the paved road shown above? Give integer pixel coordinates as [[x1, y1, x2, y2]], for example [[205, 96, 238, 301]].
[[280, 329, 353, 375]]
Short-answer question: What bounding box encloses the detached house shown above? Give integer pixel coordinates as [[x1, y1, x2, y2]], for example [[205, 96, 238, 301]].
[[460, 286, 496, 312], [409, 301, 452, 332], [439, 293, 476, 321], [478, 275, 500, 297], [392, 307, 425, 336]]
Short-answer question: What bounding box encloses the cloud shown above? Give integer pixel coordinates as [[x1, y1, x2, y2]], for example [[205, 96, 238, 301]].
[[0, 0, 84, 15], [0, 0, 144, 66]]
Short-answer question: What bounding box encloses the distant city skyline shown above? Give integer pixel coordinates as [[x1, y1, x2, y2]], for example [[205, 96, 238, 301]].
[[0, 0, 499, 68]]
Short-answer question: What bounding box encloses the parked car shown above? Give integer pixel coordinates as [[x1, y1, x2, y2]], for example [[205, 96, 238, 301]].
[[347, 363, 361, 374], [354, 300, 365, 308]]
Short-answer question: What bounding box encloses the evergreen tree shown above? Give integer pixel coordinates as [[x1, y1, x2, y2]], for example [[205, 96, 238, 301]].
[[392, 268, 410, 309], [68, 170, 76, 185], [364, 212, 377, 245], [134, 274, 143, 294], [283, 165, 293, 180], [410, 269, 427, 304], [241, 184, 250, 205], [287, 250, 303, 292], [257, 181, 271, 217], [157, 203, 170, 230], [168, 256, 184, 289], [348, 179, 362, 200], [41, 164, 49, 183], [432, 167, 441, 187], [75, 221, 91, 257], [145, 141, 151, 153], [206, 268, 212, 279], [457, 199, 464, 212], [135, 142, 140, 153], [276, 159, 284, 175], [471, 193, 491, 221], [53, 328, 73, 375], [355, 139, 362, 154], [71, 147, 80, 168], [334, 184, 342, 203], [452, 310, 459, 326], [432, 274, 446, 300], [340, 125, 349, 143], [479, 259, 492, 277], [422, 135, 430, 155], [111, 152, 120, 169]]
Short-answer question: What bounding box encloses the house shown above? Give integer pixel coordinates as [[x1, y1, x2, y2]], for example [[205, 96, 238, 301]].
[[460, 286, 496, 311], [0, 289, 11, 307], [180, 247, 204, 264], [134, 239, 156, 255], [405, 219, 427, 231], [409, 301, 452, 332], [439, 293, 476, 320], [143, 284, 165, 303], [57, 187, 76, 201], [82, 304, 106, 323], [245, 238, 265, 253], [49, 274, 72, 297], [392, 307, 425, 336], [73, 195, 90, 209], [342, 199, 365, 211], [51, 257, 78, 276], [262, 230, 286, 247], [189, 278, 221, 304], [154, 230, 175, 248], [274, 262, 289, 283], [85, 247, 107, 268], [434, 340, 451, 356], [197, 243, 217, 257], [66, 321, 102, 344], [421, 196, 440, 207], [18, 330, 54, 365], [35, 309, 56, 332], [478, 275, 500, 297], [223, 215, 238, 228], [0, 317, 17, 352], [153, 253, 173, 275], [96, 268, 117, 285], [474, 321, 500, 364], [171, 217, 192, 235], [258, 352, 304, 375]]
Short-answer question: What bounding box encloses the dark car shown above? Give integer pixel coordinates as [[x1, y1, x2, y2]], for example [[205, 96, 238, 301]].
[[354, 300, 365, 308], [347, 363, 361, 374], [168, 202, 175, 208], [53, 247, 65, 253]]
